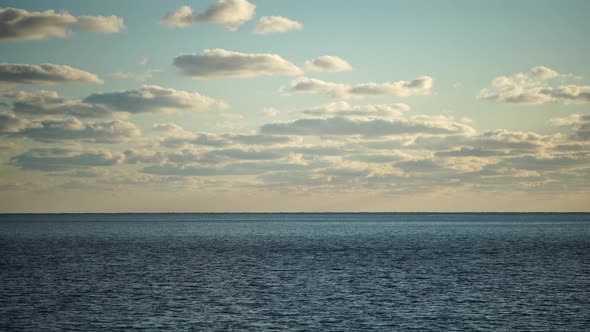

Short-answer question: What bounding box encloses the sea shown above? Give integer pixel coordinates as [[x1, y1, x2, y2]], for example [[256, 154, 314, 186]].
[[1, 213, 589, 331]]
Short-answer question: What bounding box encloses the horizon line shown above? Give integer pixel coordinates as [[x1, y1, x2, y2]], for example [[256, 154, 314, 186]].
[[1, 211, 590, 215]]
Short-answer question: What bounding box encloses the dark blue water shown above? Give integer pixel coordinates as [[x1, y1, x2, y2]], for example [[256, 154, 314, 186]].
[[1, 213, 589, 331]]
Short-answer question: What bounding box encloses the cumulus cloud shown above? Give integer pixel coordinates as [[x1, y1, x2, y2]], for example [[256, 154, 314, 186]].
[[173, 49, 302, 78], [411, 129, 551, 153], [0, 142, 16, 150], [0, 112, 28, 133], [152, 122, 186, 134], [161, 130, 294, 148], [478, 66, 590, 105], [530, 66, 559, 80], [286, 76, 433, 99], [3, 90, 112, 118], [260, 116, 473, 137], [500, 154, 590, 172], [550, 113, 590, 141], [304, 56, 352, 72], [0, 63, 103, 88], [11, 147, 125, 171], [109, 69, 159, 82], [261, 107, 279, 117], [301, 101, 410, 119], [84, 85, 224, 113], [141, 161, 308, 177], [15, 118, 141, 143], [203, 148, 283, 162], [253, 16, 302, 34], [162, 0, 255, 31], [1, 86, 223, 118], [347, 152, 409, 163], [0, 7, 124, 41]]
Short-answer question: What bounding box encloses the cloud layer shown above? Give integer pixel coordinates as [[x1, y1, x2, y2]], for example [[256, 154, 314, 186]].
[[1, 85, 224, 118], [15, 118, 141, 143], [253, 16, 302, 34], [11, 147, 125, 171], [0, 7, 124, 41], [162, 0, 255, 31], [304, 56, 352, 72], [174, 49, 302, 78], [287, 76, 433, 99], [261, 116, 473, 137], [478, 66, 590, 105], [0, 63, 103, 88], [83, 85, 223, 113]]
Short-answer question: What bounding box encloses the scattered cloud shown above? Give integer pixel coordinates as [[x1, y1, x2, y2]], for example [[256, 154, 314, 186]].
[[0, 141, 16, 150], [83, 85, 226, 113], [152, 122, 186, 134], [162, 0, 255, 31], [11, 147, 125, 171], [174, 48, 302, 78], [161, 130, 295, 148], [0, 7, 125, 41], [301, 101, 410, 119], [0, 112, 28, 133], [286, 76, 433, 99], [253, 16, 302, 34], [141, 161, 308, 177], [15, 118, 141, 143], [550, 113, 590, 141], [261, 116, 473, 137], [261, 107, 280, 117], [478, 66, 590, 105], [1, 85, 223, 118], [411, 129, 551, 153], [3, 90, 112, 118], [304, 56, 352, 72], [109, 69, 159, 82], [0, 63, 103, 88]]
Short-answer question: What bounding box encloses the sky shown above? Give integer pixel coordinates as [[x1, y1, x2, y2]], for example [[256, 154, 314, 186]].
[[0, 0, 589, 212]]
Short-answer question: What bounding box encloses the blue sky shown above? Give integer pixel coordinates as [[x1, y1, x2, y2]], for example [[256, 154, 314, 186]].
[[1, 0, 589, 211]]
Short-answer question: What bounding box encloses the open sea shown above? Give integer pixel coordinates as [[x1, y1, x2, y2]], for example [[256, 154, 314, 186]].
[[1, 213, 589, 331]]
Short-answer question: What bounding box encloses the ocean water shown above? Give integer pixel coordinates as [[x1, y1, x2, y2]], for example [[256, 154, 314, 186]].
[[1, 213, 589, 331]]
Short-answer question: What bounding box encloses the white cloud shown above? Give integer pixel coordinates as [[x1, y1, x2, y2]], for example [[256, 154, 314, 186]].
[[0, 112, 28, 133], [261, 107, 279, 117], [0, 7, 124, 41], [141, 161, 309, 177], [162, 0, 255, 31], [301, 101, 410, 119], [253, 16, 302, 34], [109, 69, 159, 82], [550, 113, 590, 141], [530, 66, 559, 80], [174, 49, 302, 78], [152, 123, 187, 134], [73, 15, 125, 33], [260, 115, 473, 137], [1, 86, 223, 118], [4, 90, 113, 118], [161, 131, 294, 148], [411, 129, 551, 153], [304, 56, 352, 72], [15, 118, 141, 143], [0, 63, 103, 88], [286, 76, 433, 99], [478, 66, 590, 105], [11, 147, 125, 171], [83, 85, 225, 113]]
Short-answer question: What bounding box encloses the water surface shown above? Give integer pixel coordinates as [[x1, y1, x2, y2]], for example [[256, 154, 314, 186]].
[[1, 213, 589, 331]]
